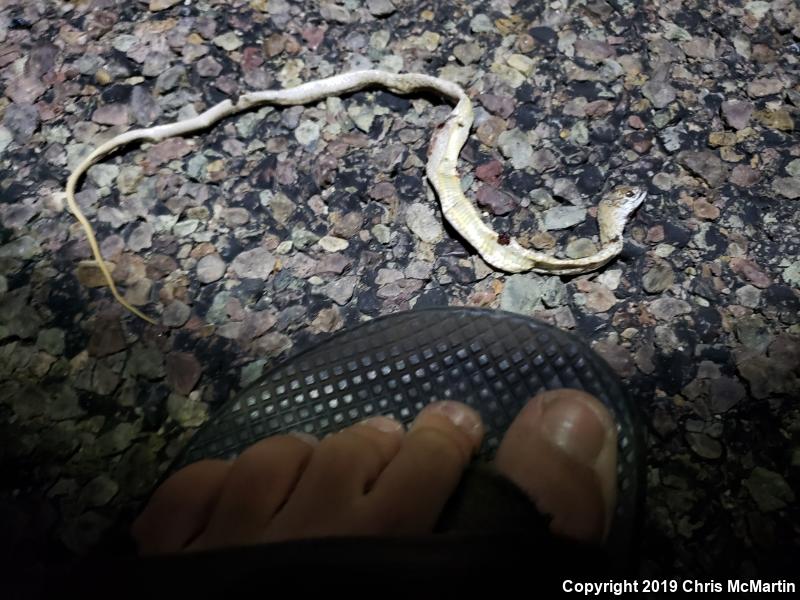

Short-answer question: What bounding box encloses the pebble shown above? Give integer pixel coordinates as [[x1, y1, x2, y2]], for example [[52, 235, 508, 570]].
[[786, 159, 800, 178], [91, 104, 130, 126], [565, 238, 597, 258], [321, 276, 358, 305], [405, 203, 443, 244], [347, 103, 376, 133], [318, 235, 349, 252], [592, 341, 635, 378], [643, 261, 675, 293], [311, 307, 343, 333], [155, 65, 186, 93], [366, 0, 395, 17], [507, 54, 535, 76], [735, 284, 761, 308], [686, 432, 722, 460], [541, 277, 567, 308], [649, 297, 692, 320], [470, 14, 494, 33], [730, 165, 759, 187], [476, 185, 516, 215], [128, 222, 153, 252], [721, 100, 753, 130], [475, 160, 503, 184], [730, 257, 772, 288], [405, 260, 433, 280], [291, 228, 320, 249], [231, 247, 276, 280], [167, 393, 208, 428], [87, 164, 119, 189], [783, 261, 800, 287], [88, 318, 127, 357], [747, 78, 783, 98], [0, 126, 12, 154], [709, 376, 746, 413], [36, 328, 65, 355], [126, 344, 165, 379], [196, 56, 223, 77], [677, 150, 728, 188], [162, 300, 191, 327], [707, 131, 736, 147], [743, 467, 795, 511], [735, 315, 772, 353], [142, 52, 172, 78], [130, 86, 162, 126], [583, 283, 617, 313], [658, 125, 684, 154], [117, 166, 143, 195], [771, 177, 800, 199], [597, 269, 622, 291], [124, 279, 153, 306], [476, 117, 507, 147], [497, 130, 533, 170], [375, 268, 403, 285], [453, 42, 484, 65], [165, 352, 202, 395], [530, 148, 559, 172], [149, 0, 181, 9], [294, 120, 320, 146], [148, 138, 193, 166], [0, 235, 40, 260], [331, 212, 364, 239], [542, 206, 586, 230], [372, 224, 391, 244], [2, 103, 39, 140], [754, 109, 794, 132], [692, 199, 720, 220], [1, 204, 35, 229], [196, 253, 226, 284], [500, 274, 545, 315], [173, 219, 199, 237], [95, 422, 140, 457], [642, 79, 677, 109], [213, 32, 243, 51], [262, 191, 296, 226], [320, 2, 351, 23], [78, 474, 118, 508], [252, 332, 293, 356], [551, 179, 581, 203]]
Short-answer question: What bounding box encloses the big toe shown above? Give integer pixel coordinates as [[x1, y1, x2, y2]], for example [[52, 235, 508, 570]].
[[493, 389, 617, 543]]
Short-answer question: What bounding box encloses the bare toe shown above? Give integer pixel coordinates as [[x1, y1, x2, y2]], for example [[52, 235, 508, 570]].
[[493, 389, 617, 543], [365, 401, 484, 534], [131, 459, 231, 555], [189, 434, 317, 550], [264, 416, 405, 541]]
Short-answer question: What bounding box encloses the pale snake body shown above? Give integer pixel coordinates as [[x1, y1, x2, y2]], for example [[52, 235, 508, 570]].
[[65, 70, 647, 325]]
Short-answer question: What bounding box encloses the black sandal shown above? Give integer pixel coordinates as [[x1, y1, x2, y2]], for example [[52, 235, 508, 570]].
[[56, 308, 646, 595]]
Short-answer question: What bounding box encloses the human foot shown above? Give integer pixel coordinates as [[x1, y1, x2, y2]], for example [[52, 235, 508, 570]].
[[132, 389, 617, 554]]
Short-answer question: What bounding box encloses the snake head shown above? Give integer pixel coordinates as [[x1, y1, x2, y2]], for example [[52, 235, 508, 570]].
[[604, 186, 647, 219]]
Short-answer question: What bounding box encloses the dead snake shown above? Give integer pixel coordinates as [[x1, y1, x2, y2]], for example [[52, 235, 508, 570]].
[[65, 70, 647, 325]]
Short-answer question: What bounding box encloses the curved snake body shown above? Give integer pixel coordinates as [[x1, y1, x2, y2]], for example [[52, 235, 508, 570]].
[[65, 70, 646, 324]]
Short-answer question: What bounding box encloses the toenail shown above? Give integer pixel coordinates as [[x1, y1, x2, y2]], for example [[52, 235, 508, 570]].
[[359, 415, 404, 433], [540, 394, 610, 465], [288, 432, 319, 446], [417, 401, 483, 441]]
